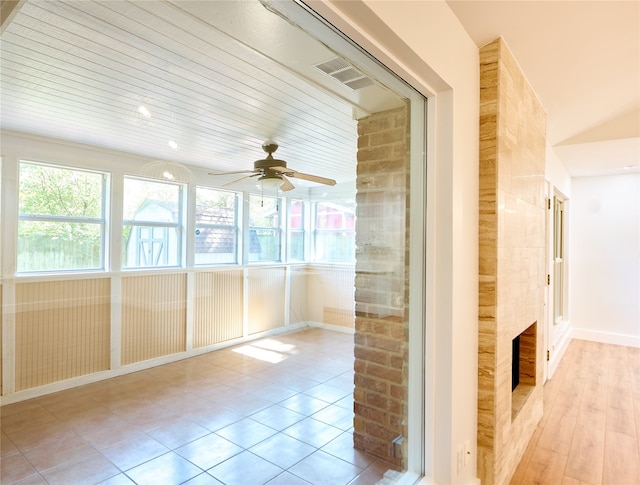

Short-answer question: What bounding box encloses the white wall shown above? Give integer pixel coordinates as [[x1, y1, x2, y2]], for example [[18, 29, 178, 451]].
[[546, 143, 572, 198], [570, 173, 640, 347], [309, 2, 480, 484]]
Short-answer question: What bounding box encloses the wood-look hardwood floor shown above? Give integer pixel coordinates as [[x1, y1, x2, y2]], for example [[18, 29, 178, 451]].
[[510, 339, 640, 485]]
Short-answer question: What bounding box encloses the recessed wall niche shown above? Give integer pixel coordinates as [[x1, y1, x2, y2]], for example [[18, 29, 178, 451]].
[[511, 322, 537, 420]]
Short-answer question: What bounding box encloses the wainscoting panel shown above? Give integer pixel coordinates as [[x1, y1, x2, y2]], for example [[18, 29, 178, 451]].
[[247, 267, 285, 334], [193, 270, 243, 348], [314, 266, 355, 329], [289, 265, 309, 324], [121, 273, 186, 365], [14, 279, 110, 390]]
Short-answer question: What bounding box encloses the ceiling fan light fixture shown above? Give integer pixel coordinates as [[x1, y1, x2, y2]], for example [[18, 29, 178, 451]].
[[258, 174, 283, 190]]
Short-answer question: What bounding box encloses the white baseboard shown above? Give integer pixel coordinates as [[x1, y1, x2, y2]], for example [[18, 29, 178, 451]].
[[548, 324, 572, 379], [0, 322, 327, 406], [571, 327, 640, 348], [415, 474, 480, 485], [307, 320, 355, 334]]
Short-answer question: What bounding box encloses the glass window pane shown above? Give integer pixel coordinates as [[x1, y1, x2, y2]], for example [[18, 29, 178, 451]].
[[123, 178, 180, 222], [18, 221, 102, 272], [290, 199, 304, 229], [122, 176, 182, 269], [18, 162, 105, 272], [314, 231, 355, 262], [314, 201, 356, 262], [196, 187, 236, 224], [248, 228, 280, 262], [195, 227, 237, 264], [249, 195, 281, 262], [249, 195, 280, 228], [316, 201, 355, 230], [19, 162, 103, 218], [289, 199, 305, 261], [195, 187, 238, 265], [122, 225, 180, 268], [290, 232, 304, 261]]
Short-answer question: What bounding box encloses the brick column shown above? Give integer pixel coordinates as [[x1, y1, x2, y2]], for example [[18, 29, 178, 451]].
[[353, 104, 410, 469]]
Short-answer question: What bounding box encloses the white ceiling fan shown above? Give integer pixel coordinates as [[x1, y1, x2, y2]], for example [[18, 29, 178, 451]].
[[208, 142, 336, 191]]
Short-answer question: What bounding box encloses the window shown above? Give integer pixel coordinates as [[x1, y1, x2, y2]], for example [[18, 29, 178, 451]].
[[288, 199, 305, 261], [18, 161, 106, 272], [194, 187, 239, 265], [313, 200, 355, 262], [248, 194, 281, 262], [122, 177, 183, 268], [553, 196, 566, 323]]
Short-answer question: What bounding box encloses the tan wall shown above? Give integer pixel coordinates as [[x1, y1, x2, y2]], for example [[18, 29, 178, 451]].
[[478, 37, 547, 485], [193, 270, 243, 348], [304, 265, 355, 329], [2, 264, 353, 399], [247, 267, 286, 334], [354, 104, 410, 468], [121, 273, 187, 365], [14, 279, 110, 390]]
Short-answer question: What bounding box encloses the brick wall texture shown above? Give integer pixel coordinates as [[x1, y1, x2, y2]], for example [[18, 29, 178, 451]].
[[353, 104, 410, 469]]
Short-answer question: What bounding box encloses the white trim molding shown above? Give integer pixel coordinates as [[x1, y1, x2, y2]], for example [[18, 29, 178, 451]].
[[572, 327, 640, 348], [548, 321, 572, 379]]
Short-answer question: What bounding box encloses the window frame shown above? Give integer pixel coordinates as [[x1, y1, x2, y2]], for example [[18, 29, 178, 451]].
[[17, 160, 108, 274], [247, 193, 283, 263], [287, 198, 306, 262], [194, 186, 240, 266], [553, 195, 566, 324], [312, 199, 356, 263], [121, 175, 185, 270]]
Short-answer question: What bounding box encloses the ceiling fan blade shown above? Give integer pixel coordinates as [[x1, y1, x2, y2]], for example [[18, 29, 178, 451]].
[[272, 166, 336, 186], [208, 169, 257, 176], [222, 173, 260, 187], [279, 175, 295, 192]]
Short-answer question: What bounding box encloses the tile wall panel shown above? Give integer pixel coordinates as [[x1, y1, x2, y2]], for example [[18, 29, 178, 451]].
[[478, 37, 547, 485]]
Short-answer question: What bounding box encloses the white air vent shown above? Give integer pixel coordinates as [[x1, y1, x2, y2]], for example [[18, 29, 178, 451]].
[[314, 57, 375, 91]]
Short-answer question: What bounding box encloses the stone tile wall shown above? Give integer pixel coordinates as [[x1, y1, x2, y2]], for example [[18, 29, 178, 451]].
[[478, 37, 547, 485], [353, 104, 410, 469]]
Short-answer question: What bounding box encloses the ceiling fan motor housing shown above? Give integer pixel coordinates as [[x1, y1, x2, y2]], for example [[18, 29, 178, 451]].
[[255, 158, 287, 171], [255, 142, 287, 171]]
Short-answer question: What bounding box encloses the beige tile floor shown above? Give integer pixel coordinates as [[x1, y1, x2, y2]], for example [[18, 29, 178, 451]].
[[1, 328, 394, 485]]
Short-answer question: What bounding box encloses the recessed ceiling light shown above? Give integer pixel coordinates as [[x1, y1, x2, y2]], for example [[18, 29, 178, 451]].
[[162, 171, 175, 180], [168, 140, 178, 150], [137, 105, 151, 118]]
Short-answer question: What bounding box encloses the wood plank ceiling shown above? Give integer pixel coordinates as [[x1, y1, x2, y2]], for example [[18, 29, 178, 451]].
[[1, 0, 404, 187]]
